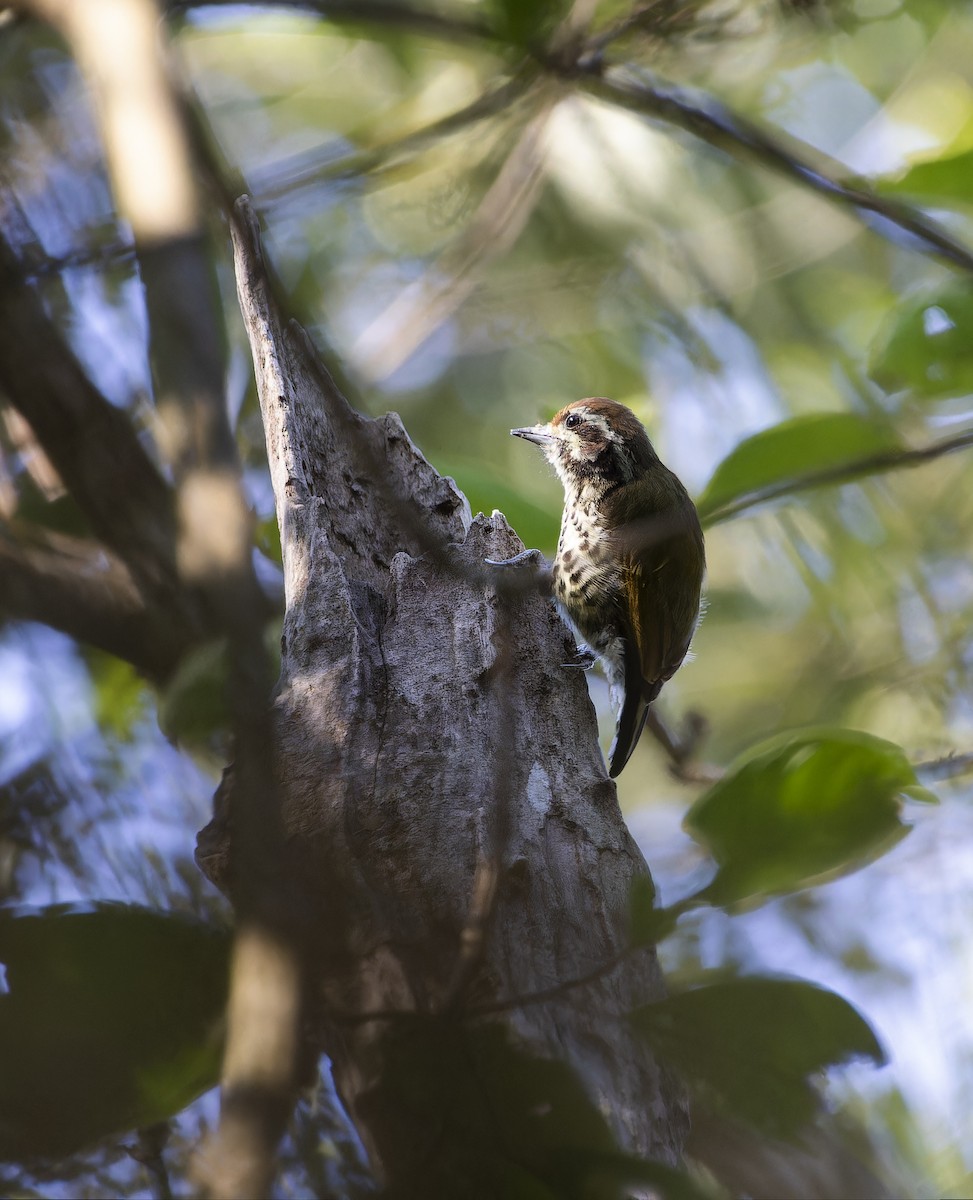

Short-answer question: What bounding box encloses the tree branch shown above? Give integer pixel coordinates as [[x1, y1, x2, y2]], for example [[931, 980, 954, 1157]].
[[199, 196, 689, 1191], [0, 221, 183, 606], [166, 2, 973, 275], [581, 68, 973, 275], [10, 8, 297, 1193], [0, 523, 191, 679]]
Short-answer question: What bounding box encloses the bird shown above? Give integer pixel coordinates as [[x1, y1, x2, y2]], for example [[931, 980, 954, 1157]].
[[510, 397, 704, 777]]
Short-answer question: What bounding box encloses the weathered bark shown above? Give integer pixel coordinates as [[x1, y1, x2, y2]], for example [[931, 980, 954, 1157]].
[[198, 198, 688, 1191]]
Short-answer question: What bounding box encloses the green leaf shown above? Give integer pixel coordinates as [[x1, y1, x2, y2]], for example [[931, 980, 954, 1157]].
[[633, 976, 884, 1135], [696, 413, 903, 523], [628, 874, 656, 946], [869, 281, 973, 400], [256, 512, 282, 567], [84, 650, 146, 741], [629, 875, 678, 947], [0, 903, 230, 1160], [684, 728, 936, 906], [158, 639, 231, 747], [159, 620, 282, 751], [879, 148, 973, 206]]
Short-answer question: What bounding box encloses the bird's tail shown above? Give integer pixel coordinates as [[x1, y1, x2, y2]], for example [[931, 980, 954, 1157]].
[[609, 691, 650, 777]]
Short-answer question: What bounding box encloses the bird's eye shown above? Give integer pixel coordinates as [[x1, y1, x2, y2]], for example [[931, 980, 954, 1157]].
[[564, 413, 582, 430]]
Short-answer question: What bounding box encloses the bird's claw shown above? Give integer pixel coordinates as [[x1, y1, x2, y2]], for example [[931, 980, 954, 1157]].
[[485, 548, 552, 597], [562, 647, 596, 671], [485, 548, 545, 568]]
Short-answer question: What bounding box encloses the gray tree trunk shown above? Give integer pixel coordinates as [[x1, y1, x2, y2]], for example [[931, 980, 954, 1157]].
[[198, 200, 688, 1193]]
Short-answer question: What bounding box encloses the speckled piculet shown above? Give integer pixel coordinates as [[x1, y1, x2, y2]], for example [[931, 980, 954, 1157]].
[[511, 398, 704, 777]]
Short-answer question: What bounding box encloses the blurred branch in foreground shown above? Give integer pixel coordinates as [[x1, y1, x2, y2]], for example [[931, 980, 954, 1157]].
[[9, 2, 300, 1195], [0, 211, 197, 664]]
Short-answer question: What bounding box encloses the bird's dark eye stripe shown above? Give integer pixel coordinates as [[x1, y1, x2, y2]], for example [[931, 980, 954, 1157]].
[[565, 413, 582, 429]]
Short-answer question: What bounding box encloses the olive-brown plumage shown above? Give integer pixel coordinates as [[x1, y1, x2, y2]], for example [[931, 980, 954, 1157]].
[[512, 398, 704, 776]]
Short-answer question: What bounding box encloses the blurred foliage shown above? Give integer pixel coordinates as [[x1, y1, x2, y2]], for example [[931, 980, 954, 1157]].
[[370, 1017, 717, 1200], [0, 903, 229, 1161], [685, 726, 935, 904], [1, 0, 973, 1195], [158, 619, 283, 759], [634, 975, 884, 1136], [870, 278, 973, 399], [880, 147, 973, 206]]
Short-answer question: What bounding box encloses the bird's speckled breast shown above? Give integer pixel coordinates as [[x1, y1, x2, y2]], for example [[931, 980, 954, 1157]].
[[552, 499, 626, 692]]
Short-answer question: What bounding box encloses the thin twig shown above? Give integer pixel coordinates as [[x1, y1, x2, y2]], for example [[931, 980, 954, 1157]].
[[442, 565, 527, 1012], [587, 0, 692, 55], [443, 848, 500, 1012], [348, 88, 554, 382], [465, 945, 639, 1017], [254, 72, 535, 205], [914, 752, 973, 783], [128, 1124, 174, 1200], [14, 237, 137, 280], [644, 708, 722, 784], [330, 943, 645, 1027]]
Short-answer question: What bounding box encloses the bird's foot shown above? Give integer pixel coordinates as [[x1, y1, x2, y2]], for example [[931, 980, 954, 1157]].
[[485, 548, 552, 596], [485, 548, 545, 568], [562, 644, 596, 671]]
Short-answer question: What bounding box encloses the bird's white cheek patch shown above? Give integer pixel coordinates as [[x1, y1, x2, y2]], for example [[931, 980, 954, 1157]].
[[544, 443, 565, 471]]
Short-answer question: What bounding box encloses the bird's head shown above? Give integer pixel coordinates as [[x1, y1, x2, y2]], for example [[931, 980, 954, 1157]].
[[512, 398, 657, 491]]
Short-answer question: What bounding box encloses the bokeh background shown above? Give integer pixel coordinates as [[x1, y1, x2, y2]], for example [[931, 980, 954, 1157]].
[[2, 0, 973, 1194]]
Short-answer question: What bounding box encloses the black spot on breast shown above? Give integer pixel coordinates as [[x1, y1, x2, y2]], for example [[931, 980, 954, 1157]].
[[569, 570, 582, 585], [562, 549, 576, 566]]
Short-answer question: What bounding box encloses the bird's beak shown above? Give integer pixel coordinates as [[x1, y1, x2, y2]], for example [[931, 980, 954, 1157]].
[[511, 425, 555, 446]]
